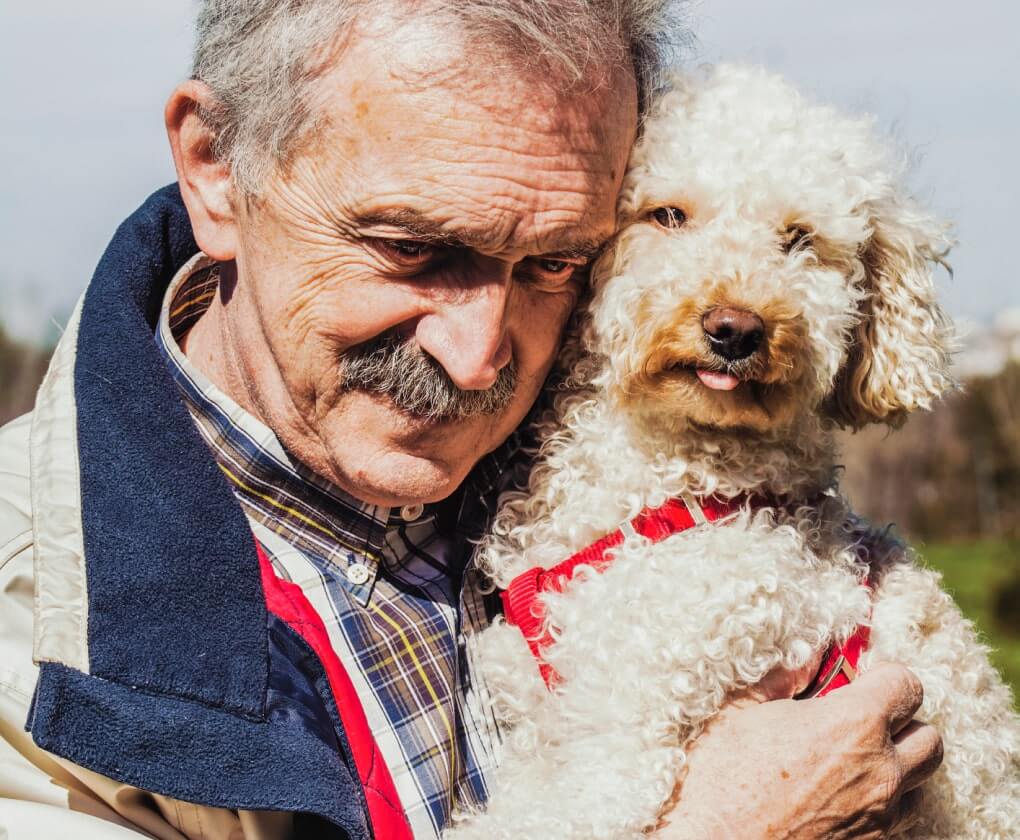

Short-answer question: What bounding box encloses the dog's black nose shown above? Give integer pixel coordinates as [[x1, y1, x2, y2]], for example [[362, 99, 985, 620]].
[[702, 307, 765, 361]]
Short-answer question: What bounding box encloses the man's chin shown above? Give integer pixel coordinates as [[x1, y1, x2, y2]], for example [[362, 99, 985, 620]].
[[315, 394, 492, 504], [331, 446, 470, 506]]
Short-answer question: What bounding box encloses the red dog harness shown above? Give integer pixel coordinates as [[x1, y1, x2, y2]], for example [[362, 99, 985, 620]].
[[501, 493, 870, 697]]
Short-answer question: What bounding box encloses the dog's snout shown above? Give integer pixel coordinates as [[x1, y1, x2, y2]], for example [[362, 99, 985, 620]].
[[702, 307, 765, 362]]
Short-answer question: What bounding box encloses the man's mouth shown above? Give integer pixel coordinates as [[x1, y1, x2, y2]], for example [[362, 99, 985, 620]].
[[695, 369, 741, 391]]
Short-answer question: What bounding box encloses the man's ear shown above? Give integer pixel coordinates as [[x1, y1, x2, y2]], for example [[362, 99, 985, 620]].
[[828, 197, 956, 430], [165, 80, 238, 261]]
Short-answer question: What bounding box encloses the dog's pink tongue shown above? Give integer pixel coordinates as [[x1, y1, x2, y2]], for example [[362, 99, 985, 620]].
[[697, 369, 741, 391]]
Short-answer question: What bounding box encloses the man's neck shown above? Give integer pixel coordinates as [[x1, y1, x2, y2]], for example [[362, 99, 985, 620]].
[[179, 261, 267, 426]]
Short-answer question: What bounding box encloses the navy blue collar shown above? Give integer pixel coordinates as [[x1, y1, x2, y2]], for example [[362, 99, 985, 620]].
[[71, 184, 270, 716]]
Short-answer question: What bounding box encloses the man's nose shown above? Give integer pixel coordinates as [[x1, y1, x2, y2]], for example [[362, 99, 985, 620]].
[[415, 272, 513, 391]]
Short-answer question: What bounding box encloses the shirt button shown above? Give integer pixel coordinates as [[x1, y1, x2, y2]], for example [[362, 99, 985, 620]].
[[400, 503, 424, 521], [346, 562, 370, 585]]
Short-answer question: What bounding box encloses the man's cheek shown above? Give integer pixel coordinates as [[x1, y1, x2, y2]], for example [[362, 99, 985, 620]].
[[271, 276, 372, 356], [516, 289, 579, 368], [266, 327, 344, 413]]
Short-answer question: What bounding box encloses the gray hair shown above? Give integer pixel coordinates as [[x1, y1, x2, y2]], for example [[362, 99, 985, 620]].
[[192, 0, 689, 193]]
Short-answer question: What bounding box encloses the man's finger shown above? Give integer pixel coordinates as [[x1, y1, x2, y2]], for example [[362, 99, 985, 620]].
[[893, 719, 944, 791], [840, 663, 924, 735]]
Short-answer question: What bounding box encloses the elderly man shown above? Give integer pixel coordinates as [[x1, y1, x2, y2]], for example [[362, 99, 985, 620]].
[[0, 1, 942, 838]]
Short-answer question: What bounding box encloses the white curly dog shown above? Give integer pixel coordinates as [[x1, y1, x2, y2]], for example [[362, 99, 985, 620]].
[[448, 65, 1020, 838]]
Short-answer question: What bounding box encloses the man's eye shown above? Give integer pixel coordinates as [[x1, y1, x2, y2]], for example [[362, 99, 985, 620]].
[[519, 257, 584, 289], [528, 257, 584, 284], [378, 239, 436, 262], [536, 258, 571, 274]]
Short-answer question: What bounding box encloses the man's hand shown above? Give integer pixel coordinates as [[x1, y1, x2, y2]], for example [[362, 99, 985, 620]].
[[658, 663, 943, 839]]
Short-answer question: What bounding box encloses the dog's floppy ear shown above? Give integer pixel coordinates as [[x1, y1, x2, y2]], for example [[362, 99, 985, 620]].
[[829, 196, 956, 429]]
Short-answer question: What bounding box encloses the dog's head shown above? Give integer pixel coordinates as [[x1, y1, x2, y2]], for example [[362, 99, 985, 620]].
[[588, 65, 954, 435]]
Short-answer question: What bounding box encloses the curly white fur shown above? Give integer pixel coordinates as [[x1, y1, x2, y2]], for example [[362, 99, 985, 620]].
[[447, 65, 1020, 839]]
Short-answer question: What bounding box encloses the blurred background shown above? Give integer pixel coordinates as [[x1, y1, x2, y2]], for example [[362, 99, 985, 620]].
[[1, 2, 1017, 696]]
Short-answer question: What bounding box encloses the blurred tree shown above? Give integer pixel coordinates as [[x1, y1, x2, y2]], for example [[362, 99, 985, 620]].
[[958, 364, 1020, 539], [0, 321, 53, 426], [841, 363, 1020, 542]]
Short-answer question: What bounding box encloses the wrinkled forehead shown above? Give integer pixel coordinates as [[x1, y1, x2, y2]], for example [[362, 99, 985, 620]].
[[287, 11, 639, 256]]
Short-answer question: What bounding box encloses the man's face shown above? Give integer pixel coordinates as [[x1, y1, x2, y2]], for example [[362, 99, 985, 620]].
[[222, 16, 636, 506]]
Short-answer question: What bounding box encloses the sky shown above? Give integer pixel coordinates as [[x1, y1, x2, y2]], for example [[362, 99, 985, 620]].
[[1, 1, 1016, 342]]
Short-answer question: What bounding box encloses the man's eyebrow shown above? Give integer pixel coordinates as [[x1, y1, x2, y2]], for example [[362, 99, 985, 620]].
[[549, 237, 609, 260], [353, 209, 609, 259], [352, 209, 485, 249]]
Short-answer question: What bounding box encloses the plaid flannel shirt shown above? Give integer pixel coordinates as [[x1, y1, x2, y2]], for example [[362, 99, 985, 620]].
[[155, 254, 526, 838]]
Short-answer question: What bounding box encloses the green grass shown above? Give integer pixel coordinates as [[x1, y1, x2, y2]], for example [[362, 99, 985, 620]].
[[917, 539, 1020, 706]]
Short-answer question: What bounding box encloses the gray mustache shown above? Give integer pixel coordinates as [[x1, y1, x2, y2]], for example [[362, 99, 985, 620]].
[[340, 333, 517, 421]]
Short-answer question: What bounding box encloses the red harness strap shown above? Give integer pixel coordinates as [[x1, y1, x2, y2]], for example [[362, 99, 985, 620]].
[[501, 494, 746, 686], [501, 495, 871, 695], [796, 587, 872, 699]]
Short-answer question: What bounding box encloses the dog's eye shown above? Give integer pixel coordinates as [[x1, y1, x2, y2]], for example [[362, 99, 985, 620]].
[[783, 225, 814, 253], [650, 207, 687, 230]]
